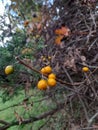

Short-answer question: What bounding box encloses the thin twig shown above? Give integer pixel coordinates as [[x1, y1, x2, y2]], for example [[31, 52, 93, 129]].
[[15, 56, 81, 87], [88, 111, 98, 127], [62, 67, 89, 122], [79, 127, 98, 130], [0, 102, 65, 130], [0, 120, 9, 125]]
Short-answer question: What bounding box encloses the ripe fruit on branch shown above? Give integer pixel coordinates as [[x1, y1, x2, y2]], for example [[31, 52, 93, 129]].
[[82, 67, 89, 72], [40, 66, 52, 74], [40, 68, 46, 75], [37, 79, 47, 90], [44, 66, 52, 74], [5, 65, 14, 75], [48, 73, 56, 79], [47, 78, 56, 87]]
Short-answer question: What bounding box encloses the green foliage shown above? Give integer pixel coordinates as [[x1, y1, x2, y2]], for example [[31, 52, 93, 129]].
[[0, 89, 49, 130], [0, 47, 13, 68]]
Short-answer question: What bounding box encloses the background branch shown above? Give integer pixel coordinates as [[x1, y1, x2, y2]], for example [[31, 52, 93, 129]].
[[0, 102, 65, 130]]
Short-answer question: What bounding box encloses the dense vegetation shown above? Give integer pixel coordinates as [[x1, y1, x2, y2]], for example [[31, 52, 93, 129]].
[[0, 0, 98, 129]]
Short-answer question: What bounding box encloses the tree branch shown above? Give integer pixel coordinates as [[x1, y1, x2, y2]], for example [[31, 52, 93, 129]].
[[0, 120, 9, 125], [15, 56, 81, 88], [88, 111, 98, 127], [0, 102, 64, 130]]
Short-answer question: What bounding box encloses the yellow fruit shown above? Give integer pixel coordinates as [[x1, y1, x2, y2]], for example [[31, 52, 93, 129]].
[[40, 68, 46, 74], [82, 67, 89, 72], [48, 73, 56, 79], [41, 66, 52, 75], [5, 65, 14, 75], [37, 79, 47, 90], [47, 78, 56, 87], [44, 66, 52, 74]]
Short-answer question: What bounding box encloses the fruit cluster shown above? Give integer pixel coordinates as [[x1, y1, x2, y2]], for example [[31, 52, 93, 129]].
[[37, 66, 57, 90]]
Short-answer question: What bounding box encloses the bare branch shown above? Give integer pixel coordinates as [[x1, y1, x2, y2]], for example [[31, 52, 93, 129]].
[[88, 111, 98, 127]]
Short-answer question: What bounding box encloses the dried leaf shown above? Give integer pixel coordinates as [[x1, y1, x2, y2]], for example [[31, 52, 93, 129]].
[[55, 35, 64, 45], [24, 20, 29, 27], [25, 80, 31, 96], [54, 62, 60, 72], [64, 57, 77, 72], [55, 26, 70, 36], [14, 111, 23, 125], [22, 100, 29, 111], [81, 56, 86, 62], [37, 23, 42, 30]]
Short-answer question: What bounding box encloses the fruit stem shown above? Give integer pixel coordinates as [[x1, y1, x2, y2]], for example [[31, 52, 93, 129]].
[[16, 57, 41, 74], [16, 57, 81, 87]]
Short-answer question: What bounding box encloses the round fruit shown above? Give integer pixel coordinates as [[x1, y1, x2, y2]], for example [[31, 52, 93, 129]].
[[40, 68, 46, 74], [5, 65, 14, 75], [44, 66, 52, 74], [82, 67, 89, 72], [48, 73, 56, 79], [37, 79, 47, 90], [47, 78, 56, 87]]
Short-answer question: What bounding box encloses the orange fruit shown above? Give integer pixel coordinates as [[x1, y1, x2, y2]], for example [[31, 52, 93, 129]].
[[48, 73, 56, 79], [82, 67, 89, 72], [5, 65, 14, 75], [47, 78, 56, 87], [40, 66, 52, 75], [44, 66, 52, 74], [40, 68, 46, 74], [37, 79, 47, 90]]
